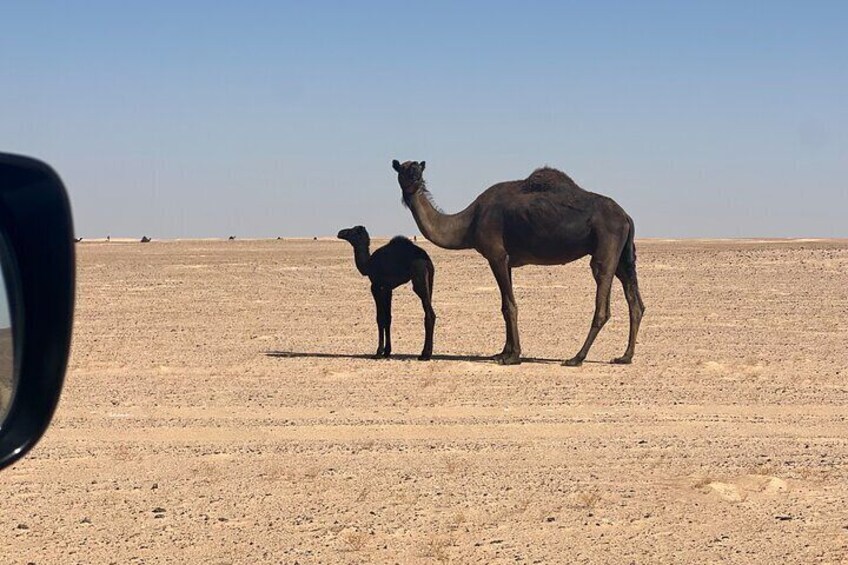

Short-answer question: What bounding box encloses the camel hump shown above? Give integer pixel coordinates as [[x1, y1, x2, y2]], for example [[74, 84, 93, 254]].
[[524, 167, 579, 193], [387, 236, 430, 260], [389, 235, 415, 246]]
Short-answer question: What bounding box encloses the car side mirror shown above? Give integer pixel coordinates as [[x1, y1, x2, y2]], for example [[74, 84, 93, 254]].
[[0, 153, 75, 471]]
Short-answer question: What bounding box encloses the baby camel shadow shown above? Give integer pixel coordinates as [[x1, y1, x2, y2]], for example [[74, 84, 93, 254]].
[[264, 350, 604, 365]]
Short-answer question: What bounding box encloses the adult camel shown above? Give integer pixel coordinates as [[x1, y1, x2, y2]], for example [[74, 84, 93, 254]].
[[392, 160, 644, 366]]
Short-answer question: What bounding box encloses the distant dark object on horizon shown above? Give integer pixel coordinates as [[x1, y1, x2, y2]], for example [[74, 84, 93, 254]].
[[140, 236, 151, 243], [276, 237, 283, 240], [228, 236, 236, 240], [313, 237, 317, 240], [74, 237, 82, 243]]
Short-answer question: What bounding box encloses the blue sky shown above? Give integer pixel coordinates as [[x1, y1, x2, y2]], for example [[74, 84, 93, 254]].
[[1, 1, 846, 238]]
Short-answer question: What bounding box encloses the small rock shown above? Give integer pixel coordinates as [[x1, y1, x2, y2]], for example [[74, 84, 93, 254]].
[[775, 514, 792, 521], [545, 516, 556, 522], [707, 482, 744, 502], [764, 477, 788, 494], [80, 517, 92, 524], [152, 507, 166, 513], [16, 524, 29, 530]]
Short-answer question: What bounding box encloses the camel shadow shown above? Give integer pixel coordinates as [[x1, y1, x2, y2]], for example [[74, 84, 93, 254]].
[[264, 350, 606, 365]]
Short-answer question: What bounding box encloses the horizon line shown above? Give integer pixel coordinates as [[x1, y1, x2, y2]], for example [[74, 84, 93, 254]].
[[72, 236, 847, 243]]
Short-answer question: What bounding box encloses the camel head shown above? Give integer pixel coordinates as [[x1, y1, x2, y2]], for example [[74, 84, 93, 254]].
[[392, 160, 426, 203], [337, 225, 370, 247]]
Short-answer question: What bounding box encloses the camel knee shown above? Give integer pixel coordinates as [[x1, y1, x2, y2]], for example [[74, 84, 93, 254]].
[[501, 301, 517, 318], [424, 310, 436, 328], [592, 309, 610, 329]]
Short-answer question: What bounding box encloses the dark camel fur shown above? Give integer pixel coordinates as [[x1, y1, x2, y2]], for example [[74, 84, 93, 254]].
[[337, 225, 436, 360], [392, 160, 644, 366]]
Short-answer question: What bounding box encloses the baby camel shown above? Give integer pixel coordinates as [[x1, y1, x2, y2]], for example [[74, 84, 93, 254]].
[[337, 226, 436, 360]]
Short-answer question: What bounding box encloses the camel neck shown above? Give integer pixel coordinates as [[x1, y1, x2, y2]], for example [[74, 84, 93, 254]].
[[408, 190, 475, 250], [351, 242, 371, 276]]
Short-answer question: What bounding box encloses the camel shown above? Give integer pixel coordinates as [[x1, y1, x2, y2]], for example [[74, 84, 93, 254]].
[[337, 225, 436, 360], [392, 160, 644, 366]]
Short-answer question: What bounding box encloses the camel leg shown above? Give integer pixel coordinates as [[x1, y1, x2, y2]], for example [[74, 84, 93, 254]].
[[382, 288, 393, 358], [612, 263, 645, 364], [371, 284, 386, 359], [496, 265, 517, 358], [489, 255, 521, 365], [412, 262, 436, 360], [564, 251, 618, 367]]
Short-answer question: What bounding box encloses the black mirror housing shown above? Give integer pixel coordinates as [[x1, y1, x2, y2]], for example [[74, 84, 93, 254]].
[[0, 153, 75, 471]]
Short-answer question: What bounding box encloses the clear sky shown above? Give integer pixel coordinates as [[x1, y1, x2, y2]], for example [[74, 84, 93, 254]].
[[1, 1, 846, 238]]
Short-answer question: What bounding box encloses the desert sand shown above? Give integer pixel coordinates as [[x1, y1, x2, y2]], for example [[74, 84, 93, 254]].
[[1, 238, 847, 564]]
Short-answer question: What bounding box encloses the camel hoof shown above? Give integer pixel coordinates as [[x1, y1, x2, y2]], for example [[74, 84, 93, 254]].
[[493, 353, 521, 365], [612, 356, 632, 365], [562, 357, 583, 367], [418, 354, 432, 361]]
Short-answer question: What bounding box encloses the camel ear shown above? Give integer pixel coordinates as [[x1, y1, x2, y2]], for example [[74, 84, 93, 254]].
[[392, 159, 401, 172], [420, 161, 425, 171]]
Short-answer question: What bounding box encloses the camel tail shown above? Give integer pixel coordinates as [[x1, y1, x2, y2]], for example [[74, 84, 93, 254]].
[[427, 259, 435, 300], [621, 216, 637, 271], [620, 216, 645, 310]]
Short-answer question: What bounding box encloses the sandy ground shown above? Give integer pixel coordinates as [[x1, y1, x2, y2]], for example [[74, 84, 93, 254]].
[[2, 238, 847, 564]]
